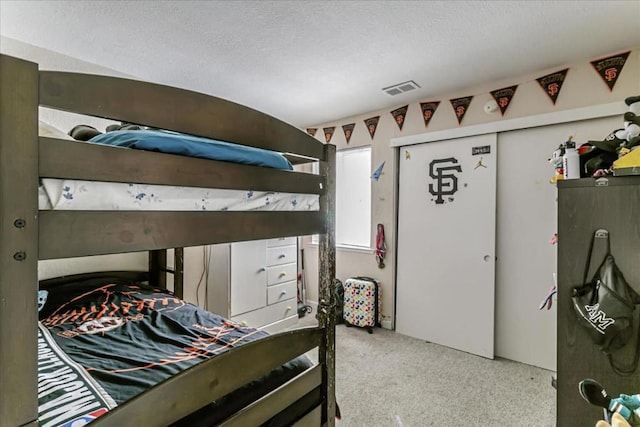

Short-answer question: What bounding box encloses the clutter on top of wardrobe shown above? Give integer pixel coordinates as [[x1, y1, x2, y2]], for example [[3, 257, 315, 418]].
[[547, 96, 640, 183]]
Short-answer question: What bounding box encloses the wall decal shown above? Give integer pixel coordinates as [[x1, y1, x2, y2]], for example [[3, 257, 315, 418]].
[[364, 116, 380, 139], [420, 101, 440, 128], [472, 145, 491, 156], [342, 123, 355, 144], [591, 51, 630, 91], [390, 105, 408, 130], [323, 127, 335, 143], [474, 157, 488, 169], [449, 96, 473, 125], [490, 85, 518, 116], [428, 157, 462, 204], [536, 69, 568, 105], [371, 161, 386, 181], [306, 128, 317, 137]]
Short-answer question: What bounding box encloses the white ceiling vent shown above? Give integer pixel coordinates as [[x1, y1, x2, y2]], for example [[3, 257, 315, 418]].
[[382, 80, 421, 96]]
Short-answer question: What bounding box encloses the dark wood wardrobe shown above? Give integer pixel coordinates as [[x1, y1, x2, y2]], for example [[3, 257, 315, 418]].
[[557, 176, 640, 426]]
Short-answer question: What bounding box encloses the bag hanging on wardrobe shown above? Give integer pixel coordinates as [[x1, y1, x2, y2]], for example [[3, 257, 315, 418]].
[[571, 229, 640, 375]]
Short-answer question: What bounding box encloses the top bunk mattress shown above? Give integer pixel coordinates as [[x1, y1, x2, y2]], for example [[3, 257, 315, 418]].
[[39, 179, 319, 211], [38, 123, 319, 211]]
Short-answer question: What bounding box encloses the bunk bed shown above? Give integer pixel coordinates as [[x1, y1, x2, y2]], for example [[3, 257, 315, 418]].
[[0, 54, 337, 427]]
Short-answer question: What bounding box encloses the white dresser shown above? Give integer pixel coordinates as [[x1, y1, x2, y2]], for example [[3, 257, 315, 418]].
[[207, 237, 299, 333]]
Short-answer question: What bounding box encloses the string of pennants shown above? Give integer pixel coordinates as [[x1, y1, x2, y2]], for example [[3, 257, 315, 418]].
[[307, 51, 631, 143]]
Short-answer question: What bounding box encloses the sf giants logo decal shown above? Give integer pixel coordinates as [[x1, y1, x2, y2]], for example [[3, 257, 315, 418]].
[[604, 67, 618, 82], [547, 83, 559, 97], [429, 158, 462, 204]]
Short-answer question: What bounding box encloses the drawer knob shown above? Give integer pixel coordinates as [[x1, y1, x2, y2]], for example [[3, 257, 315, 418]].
[[279, 272, 287, 277], [278, 254, 286, 259], [258, 267, 266, 273], [286, 306, 292, 312], [241, 321, 247, 326], [280, 290, 287, 296]]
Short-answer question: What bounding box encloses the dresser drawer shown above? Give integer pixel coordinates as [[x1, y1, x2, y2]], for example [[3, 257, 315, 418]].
[[267, 262, 297, 286], [267, 280, 297, 305], [267, 236, 297, 248], [266, 245, 297, 267], [231, 299, 296, 329]]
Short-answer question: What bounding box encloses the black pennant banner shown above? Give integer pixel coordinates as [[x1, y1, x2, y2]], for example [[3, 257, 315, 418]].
[[420, 101, 440, 128], [323, 127, 335, 143], [450, 96, 473, 125], [390, 105, 408, 130], [342, 123, 355, 144], [591, 51, 630, 91], [490, 85, 518, 116], [364, 116, 380, 139], [536, 69, 568, 105]]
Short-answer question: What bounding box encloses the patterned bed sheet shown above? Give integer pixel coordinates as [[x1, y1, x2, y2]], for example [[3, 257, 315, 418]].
[[39, 178, 319, 211], [37, 276, 313, 426]]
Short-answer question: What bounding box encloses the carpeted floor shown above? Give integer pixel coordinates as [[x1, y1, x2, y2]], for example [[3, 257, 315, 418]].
[[297, 312, 556, 426]]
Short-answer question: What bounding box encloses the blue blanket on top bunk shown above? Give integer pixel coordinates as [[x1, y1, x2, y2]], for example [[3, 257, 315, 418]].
[[88, 129, 293, 170]]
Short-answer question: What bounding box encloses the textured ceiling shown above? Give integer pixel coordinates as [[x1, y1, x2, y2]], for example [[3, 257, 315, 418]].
[[1, 1, 639, 127]]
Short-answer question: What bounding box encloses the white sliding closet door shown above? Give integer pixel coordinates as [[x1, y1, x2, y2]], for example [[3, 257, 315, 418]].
[[396, 133, 497, 359]]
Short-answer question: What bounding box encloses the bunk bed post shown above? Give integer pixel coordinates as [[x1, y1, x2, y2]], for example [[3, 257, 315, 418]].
[[174, 247, 184, 299], [0, 55, 39, 427], [318, 144, 337, 426], [149, 249, 167, 289]]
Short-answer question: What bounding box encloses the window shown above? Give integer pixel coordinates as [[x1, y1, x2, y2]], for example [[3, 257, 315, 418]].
[[313, 146, 372, 248]]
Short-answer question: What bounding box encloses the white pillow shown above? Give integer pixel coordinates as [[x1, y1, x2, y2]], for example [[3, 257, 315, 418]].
[[38, 120, 74, 140]]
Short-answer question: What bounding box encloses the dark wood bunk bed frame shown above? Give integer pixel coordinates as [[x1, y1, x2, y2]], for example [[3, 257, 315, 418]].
[[0, 54, 337, 427]]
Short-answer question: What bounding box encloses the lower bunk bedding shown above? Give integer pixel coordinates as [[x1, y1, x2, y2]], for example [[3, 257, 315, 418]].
[[37, 275, 316, 427]]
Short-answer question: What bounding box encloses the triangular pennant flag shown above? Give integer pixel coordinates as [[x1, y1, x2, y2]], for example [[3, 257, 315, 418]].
[[591, 51, 631, 91], [490, 85, 518, 116], [323, 127, 335, 143], [390, 105, 408, 130], [342, 123, 355, 144], [364, 116, 380, 139], [450, 96, 473, 125], [306, 128, 317, 137], [536, 69, 568, 105], [420, 101, 440, 128], [371, 161, 385, 181]]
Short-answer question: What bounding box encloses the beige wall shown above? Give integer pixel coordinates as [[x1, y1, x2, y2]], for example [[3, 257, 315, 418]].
[[301, 47, 640, 335]]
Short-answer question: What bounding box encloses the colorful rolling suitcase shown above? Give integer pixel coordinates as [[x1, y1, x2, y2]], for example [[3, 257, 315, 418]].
[[343, 277, 381, 333]]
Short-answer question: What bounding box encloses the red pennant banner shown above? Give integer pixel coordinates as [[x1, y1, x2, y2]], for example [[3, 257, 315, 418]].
[[390, 105, 408, 130], [450, 96, 473, 125], [591, 51, 630, 92], [306, 128, 317, 137], [420, 101, 440, 128], [342, 123, 355, 144], [323, 127, 335, 143], [364, 116, 380, 139], [490, 85, 518, 116], [536, 69, 568, 105]]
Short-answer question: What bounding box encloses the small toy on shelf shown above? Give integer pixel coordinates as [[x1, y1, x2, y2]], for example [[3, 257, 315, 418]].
[[581, 95, 640, 177], [548, 143, 565, 184], [619, 96, 640, 150]]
